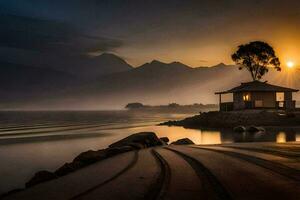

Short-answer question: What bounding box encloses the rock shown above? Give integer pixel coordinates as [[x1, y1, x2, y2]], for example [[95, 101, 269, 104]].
[[126, 143, 145, 150], [0, 188, 24, 198], [233, 126, 246, 133], [159, 120, 178, 126], [286, 112, 296, 118], [26, 170, 57, 188], [106, 146, 135, 157], [171, 138, 194, 145], [109, 132, 163, 148], [24, 133, 163, 188], [160, 137, 169, 144], [54, 146, 134, 177], [26, 133, 164, 187], [54, 161, 84, 176], [247, 126, 265, 133], [73, 150, 107, 165]]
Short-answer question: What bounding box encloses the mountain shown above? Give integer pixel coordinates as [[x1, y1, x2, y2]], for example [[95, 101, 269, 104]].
[[0, 51, 133, 79], [64, 53, 133, 79], [135, 60, 192, 72], [74, 61, 298, 110], [70, 61, 250, 109], [0, 62, 79, 107], [0, 55, 299, 110]]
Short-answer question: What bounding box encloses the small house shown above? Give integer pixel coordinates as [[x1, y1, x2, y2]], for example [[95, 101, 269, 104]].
[[215, 81, 298, 111]]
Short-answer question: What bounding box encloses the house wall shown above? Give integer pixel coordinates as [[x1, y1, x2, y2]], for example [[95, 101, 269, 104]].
[[284, 92, 295, 109], [251, 92, 276, 108], [233, 91, 277, 110], [233, 92, 245, 110], [284, 92, 292, 101]]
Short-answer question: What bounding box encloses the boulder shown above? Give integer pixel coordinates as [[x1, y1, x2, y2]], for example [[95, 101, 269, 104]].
[[109, 132, 163, 148], [126, 143, 145, 150], [160, 137, 170, 144], [171, 138, 194, 145], [54, 146, 134, 177], [26, 170, 57, 188], [0, 189, 25, 198], [233, 126, 246, 133], [286, 112, 296, 118], [106, 146, 135, 157], [54, 161, 84, 176], [247, 126, 265, 133], [25, 132, 165, 188], [73, 150, 107, 165]]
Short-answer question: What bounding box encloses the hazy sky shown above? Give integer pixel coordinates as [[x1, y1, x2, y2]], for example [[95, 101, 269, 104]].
[[1, 0, 300, 67]]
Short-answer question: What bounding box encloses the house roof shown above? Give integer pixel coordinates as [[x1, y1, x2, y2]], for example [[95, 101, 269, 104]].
[[215, 81, 299, 94]]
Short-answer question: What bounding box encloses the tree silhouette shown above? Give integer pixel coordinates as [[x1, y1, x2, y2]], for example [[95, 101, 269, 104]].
[[232, 41, 281, 81], [125, 102, 144, 109]]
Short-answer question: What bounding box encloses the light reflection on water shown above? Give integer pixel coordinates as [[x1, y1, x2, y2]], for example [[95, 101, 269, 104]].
[[1, 122, 300, 194], [104, 125, 300, 145], [276, 132, 287, 143]]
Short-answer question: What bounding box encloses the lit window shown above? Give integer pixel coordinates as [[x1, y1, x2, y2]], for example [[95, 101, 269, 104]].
[[276, 92, 284, 101], [279, 101, 284, 108], [243, 93, 250, 101]]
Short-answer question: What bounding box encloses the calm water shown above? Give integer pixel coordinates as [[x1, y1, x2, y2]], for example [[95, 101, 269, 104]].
[[0, 111, 300, 194]]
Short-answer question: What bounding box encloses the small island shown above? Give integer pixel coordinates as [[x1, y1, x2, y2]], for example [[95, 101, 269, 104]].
[[125, 102, 218, 113]]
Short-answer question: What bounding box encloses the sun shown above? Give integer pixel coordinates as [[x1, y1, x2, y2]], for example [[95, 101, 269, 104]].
[[287, 61, 295, 68]]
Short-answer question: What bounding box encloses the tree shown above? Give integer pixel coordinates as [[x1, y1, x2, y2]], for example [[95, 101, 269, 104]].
[[231, 41, 281, 81], [125, 102, 144, 109], [168, 103, 180, 108]]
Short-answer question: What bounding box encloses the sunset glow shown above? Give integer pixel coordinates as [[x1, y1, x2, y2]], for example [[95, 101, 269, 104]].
[[287, 61, 295, 68]]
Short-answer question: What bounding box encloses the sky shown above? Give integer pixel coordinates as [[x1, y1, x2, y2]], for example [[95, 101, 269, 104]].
[[1, 0, 300, 67]]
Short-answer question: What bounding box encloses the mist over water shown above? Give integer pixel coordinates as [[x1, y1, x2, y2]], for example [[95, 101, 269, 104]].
[[2, 60, 300, 110]]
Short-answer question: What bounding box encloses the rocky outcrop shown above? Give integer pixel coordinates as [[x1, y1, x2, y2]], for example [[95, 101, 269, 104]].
[[54, 146, 136, 177], [109, 132, 163, 148], [247, 126, 265, 133], [73, 150, 107, 164], [55, 161, 85, 177], [25, 171, 57, 188], [233, 126, 246, 132], [25, 132, 165, 188], [171, 138, 194, 145], [160, 137, 169, 144], [161, 110, 300, 128]]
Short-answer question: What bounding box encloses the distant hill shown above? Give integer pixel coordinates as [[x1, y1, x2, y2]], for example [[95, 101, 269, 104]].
[[59, 60, 248, 110], [124, 102, 218, 113], [0, 52, 133, 79], [0, 62, 79, 106], [0, 54, 299, 110], [68, 53, 133, 78]]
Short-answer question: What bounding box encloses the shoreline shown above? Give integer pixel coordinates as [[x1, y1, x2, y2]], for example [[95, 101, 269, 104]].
[[0, 132, 177, 197], [160, 110, 300, 129], [2, 110, 300, 198], [2, 135, 300, 200]]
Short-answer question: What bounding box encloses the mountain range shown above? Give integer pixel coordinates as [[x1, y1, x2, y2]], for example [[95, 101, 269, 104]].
[[0, 53, 299, 110]]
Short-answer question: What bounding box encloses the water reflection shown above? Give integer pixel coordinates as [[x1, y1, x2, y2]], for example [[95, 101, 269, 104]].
[[200, 131, 221, 145], [113, 125, 300, 145], [276, 132, 286, 143]]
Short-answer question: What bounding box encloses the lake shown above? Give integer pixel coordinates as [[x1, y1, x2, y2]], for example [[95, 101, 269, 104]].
[[0, 111, 300, 194]]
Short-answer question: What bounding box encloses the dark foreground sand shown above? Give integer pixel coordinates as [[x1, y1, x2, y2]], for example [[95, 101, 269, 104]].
[[3, 142, 300, 200]]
